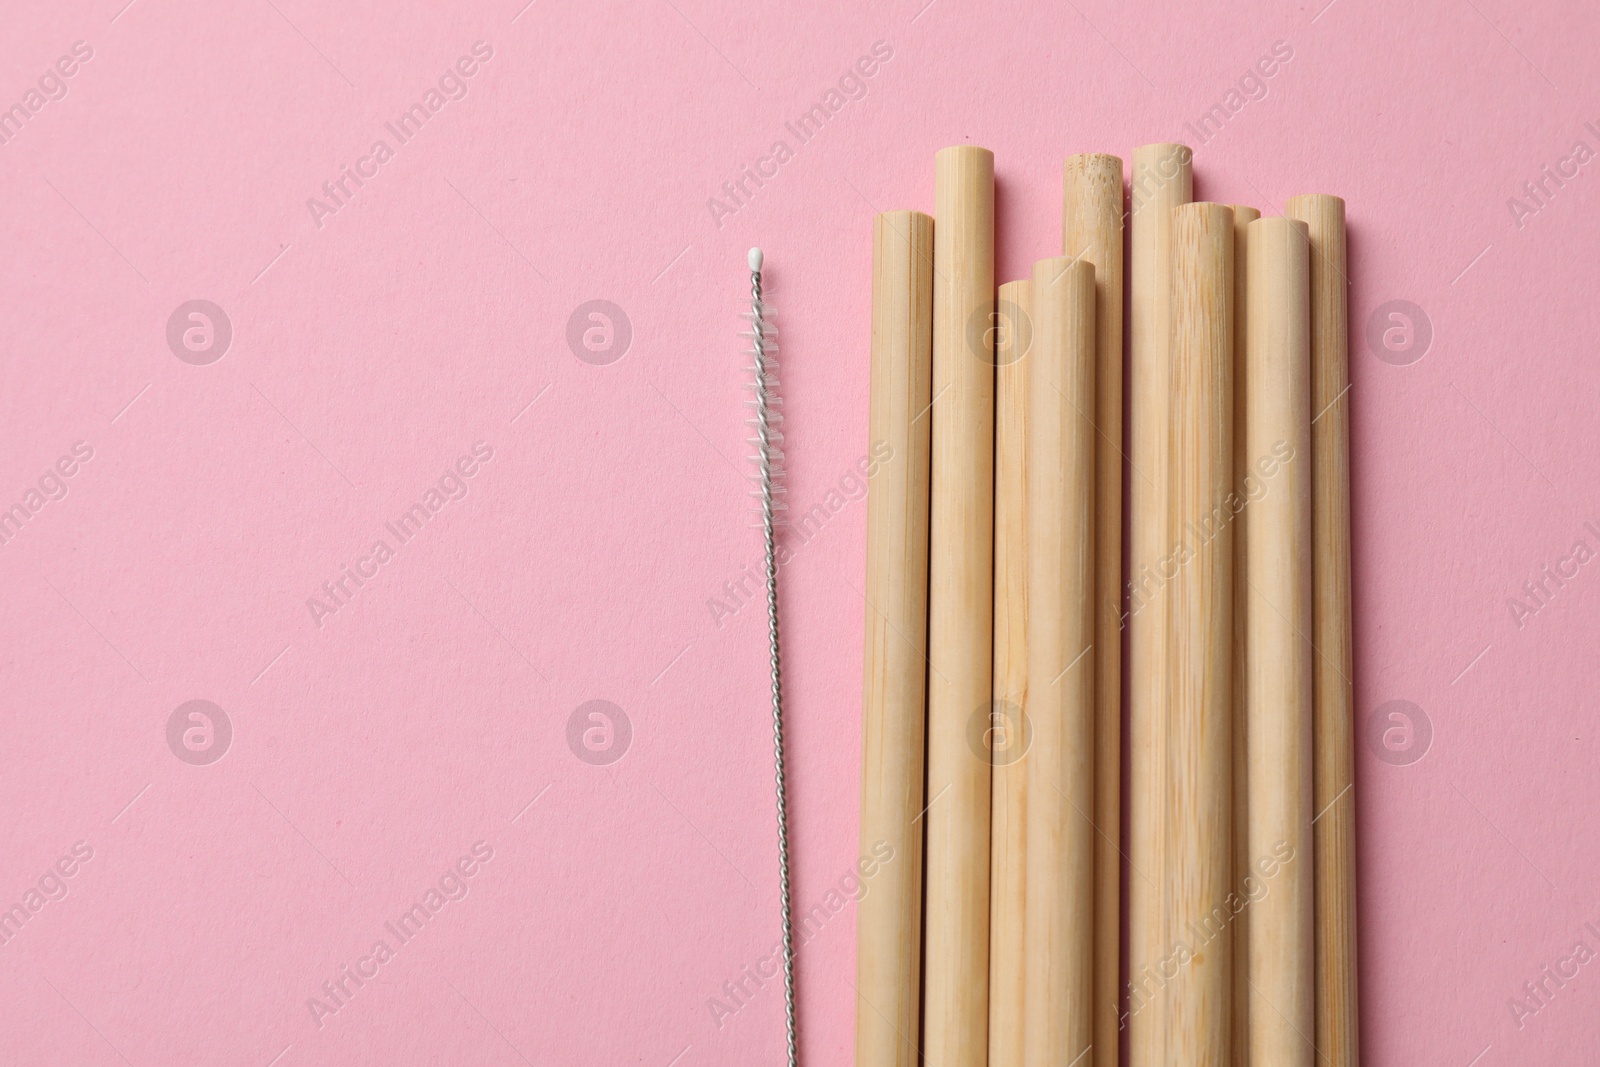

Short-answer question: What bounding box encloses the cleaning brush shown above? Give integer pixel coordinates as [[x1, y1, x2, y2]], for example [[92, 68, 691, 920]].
[[745, 246, 797, 1067]]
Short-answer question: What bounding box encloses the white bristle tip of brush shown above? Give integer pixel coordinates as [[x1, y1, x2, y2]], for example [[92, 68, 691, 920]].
[[748, 247, 764, 272]]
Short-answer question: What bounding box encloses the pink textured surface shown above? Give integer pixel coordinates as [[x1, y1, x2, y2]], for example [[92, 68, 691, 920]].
[[0, 0, 1595, 1063]]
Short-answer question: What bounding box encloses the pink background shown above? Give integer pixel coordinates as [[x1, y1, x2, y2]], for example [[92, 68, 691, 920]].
[[1, 0, 1595, 1063]]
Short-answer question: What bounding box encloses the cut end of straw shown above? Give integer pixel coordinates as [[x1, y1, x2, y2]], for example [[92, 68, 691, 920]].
[[748, 247, 764, 272]]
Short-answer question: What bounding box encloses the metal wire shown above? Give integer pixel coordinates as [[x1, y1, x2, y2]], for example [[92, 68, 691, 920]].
[[749, 257, 797, 1067]]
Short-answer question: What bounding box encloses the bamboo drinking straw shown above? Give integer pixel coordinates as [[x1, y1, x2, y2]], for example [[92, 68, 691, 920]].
[[925, 145, 996, 1067], [1164, 201, 1235, 1067], [1244, 215, 1315, 1067], [1284, 193, 1358, 1067], [1228, 202, 1259, 1067], [857, 210, 935, 1067], [1062, 153, 1124, 1067], [1127, 142, 1191, 1066], [1022, 257, 1096, 1067], [988, 278, 1033, 1067]]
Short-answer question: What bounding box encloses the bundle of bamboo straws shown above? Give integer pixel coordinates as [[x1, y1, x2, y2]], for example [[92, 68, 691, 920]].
[[856, 144, 1356, 1067]]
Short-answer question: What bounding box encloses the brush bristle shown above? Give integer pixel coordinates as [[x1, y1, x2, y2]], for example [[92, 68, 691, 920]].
[[746, 286, 784, 527]]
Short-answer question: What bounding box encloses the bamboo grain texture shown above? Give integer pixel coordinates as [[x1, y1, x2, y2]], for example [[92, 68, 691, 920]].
[[1164, 201, 1235, 1067], [1022, 257, 1096, 1067], [855, 152, 1358, 1067], [1244, 215, 1316, 1067], [988, 277, 1033, 1067], [1127, 142, 1192, 1067], [856, 210, 935, 1067], [1285, 193, 1359, 1067], [1228, 203, 1259, 1067], [1062, 153, 1125, 1067], [924, 144, 996, 1067]]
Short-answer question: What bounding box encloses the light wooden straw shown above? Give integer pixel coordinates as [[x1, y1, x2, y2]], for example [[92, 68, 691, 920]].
[[1022, 256, 1096, 1067], [1164, 201, 1235, 1067], [857, 210, 935, 1067], [1062, 153, 1124, 1067], [925, 144, 996, 1067], [988, 278, 1033, 1067], [1284, 193, 1358, 1067], [1126, 142, 1191, 1065], [1228, 202, 1259, 1067], [1244, 215, 1316, 1067]]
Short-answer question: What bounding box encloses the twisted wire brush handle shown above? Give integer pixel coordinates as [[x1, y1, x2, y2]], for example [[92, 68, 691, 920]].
[[749, 246, 797, 1067]]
